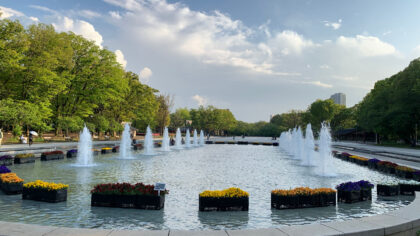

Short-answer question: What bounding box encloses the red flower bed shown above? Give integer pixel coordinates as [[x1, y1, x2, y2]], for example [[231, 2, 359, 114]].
[[42, 151, 64, 155], [91, 183, 168, 196], [377, 161, 398, 168]]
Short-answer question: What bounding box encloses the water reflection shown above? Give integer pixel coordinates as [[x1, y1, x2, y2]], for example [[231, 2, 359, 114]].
[[198, 211, 249, 229]]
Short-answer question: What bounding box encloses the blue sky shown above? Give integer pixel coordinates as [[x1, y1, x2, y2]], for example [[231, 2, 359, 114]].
[[1, 0, 420, 122]]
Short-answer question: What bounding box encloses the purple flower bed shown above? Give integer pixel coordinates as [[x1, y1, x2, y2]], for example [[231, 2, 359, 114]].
[[341, 152, 351, 157], [0, 165, 11, 174], [368, 158, 380, 163], [336, 182, 361, 191], [0, 155, 13, 160], [67, 149, 77, 154], [356, 180, 374, 189]]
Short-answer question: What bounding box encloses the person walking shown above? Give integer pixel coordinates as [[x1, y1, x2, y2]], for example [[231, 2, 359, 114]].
[[28, 133, 33, 146]]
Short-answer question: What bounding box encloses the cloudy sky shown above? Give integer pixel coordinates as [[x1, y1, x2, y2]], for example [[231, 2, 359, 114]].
[[1, 0, 420, 122]]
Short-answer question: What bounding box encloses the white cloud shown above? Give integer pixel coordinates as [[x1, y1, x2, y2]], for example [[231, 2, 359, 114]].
[[413, 45, 420, 56], [109, 11, 121, 19], [192, 95, 207, 106], [139, 67, 152, 82], [29, 16, 39, 22], [304, 81, 333, 88], [269, 30, 315, 55], [324, 19, 342, 30], [336, 35, 397, 57], [115, 50, 127, 68], [53, 16, 103, 47], [0, 6, 24, 19], [29, 5, 57, 14], [79, 10, 101, 19], [320, 64, 330, 69]]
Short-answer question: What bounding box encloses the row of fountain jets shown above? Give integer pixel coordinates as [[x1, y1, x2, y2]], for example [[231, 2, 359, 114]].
[[279, 122, 336, 177], [76, 124, 206, 166]]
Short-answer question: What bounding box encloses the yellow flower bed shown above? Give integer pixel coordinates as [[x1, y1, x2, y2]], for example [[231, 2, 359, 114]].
[[349, 155, 369, 161], [101, 147, 112, 150], [24, 180, 68, 191], [0, 173, 24, 183], [15, 153, 35, 159], [272, 187, 336, 196], [396, 166, 415, 172], [200, 187, 249, 198], [92, 149, 100, 152]]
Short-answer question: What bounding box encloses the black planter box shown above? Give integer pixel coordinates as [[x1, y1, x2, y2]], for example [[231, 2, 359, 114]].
[[338, 190, 361, 203], [368, 161, 378, 170], [262, 143, 273, 146], [413, 174, 420, 182], [112, 147, 119, 153], [1, 182, 23, 195], [205, 141, 214, 144], [66, 152, 77, 158], [399, 184, 420, 196], [0, 158, 14, 166], [154, 143, 162, 147], [199, 196, 248, 211], [395, 170, 413, 179], [91, 193, 165, 210], [237, 141, 248, 145], [271, 193, 336, 209], [215, 141, 225, 144], [227, 141, 235, 145], [377, 184, 399, 196], [93, 150, 100, 155], [41, 153, 64, 161], [356, 160, 368, 166], [251, 142, 260, 145], [14, 157, 35, 164], [360, 188, 372, 201], [101, 149, 112, 154], [22, 188, 67, 203], [273, 142, 279, 146]]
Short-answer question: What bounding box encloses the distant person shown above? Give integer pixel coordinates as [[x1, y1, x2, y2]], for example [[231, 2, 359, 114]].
[[132, 138, 136, 145], [170, 137, 175, 146], [20, 135, 26, 144], [242, 134, 245, 139], [207, 134, 210, 140], [28, 133, 33, 146]]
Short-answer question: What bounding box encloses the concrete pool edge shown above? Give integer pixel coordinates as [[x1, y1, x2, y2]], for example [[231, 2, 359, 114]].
[[0, 192, 419, 236]]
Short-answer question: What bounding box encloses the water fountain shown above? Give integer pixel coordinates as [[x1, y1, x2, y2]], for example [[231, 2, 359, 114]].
[[193, 129, 198, 146], [119, 123, 132, 159], [199, 130, 205, 146], [185, 129, 191, 148], [318, 122, 336, 176], [175, 128, 182, 149], [297, 126, 305, 162], [302, 124, 316, 166], [162, 127, 170, 151], [143, 126, 155, 155], [76, 125, 94, 166]]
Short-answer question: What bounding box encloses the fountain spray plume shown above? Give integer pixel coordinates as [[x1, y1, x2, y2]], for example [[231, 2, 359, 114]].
[[199, 130, 205, 146], [119, 123, 133, 159], [143, 125, 155, 155], [162, 127, 170, 151], [76, 125, 94, 166], [317, 122, 336, 177], [297, 126, 305, 162], [193, 129, 198, 146], [175, 128, 183, 149], [302, 123, 316, 166], [185, 129, 191, 148]]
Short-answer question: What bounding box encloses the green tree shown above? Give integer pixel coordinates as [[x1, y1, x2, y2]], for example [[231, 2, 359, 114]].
[[307, 99, 343, 131], [170, 108, 191, 128]]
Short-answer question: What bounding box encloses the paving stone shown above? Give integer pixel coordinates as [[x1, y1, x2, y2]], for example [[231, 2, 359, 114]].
[[0, 221, 58, 236], [278, 223, 342, 236], [43, 227, 112, 236], [322, 219, 384, 236], [359, 214, 412, 235], [169, 230, 228, 236], [227, 228, 287, 236], [108, 230, 169, 236]]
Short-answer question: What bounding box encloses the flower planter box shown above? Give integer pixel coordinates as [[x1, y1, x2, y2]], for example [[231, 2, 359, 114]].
[[154, 142, 162, 147], [133, 144, 143, 150], [0, 156, 14, 166], [377, 185, 399, 196], [367, 161, 378, 170], [91, 193, 165, 210], [66, 151, 77, 158], [214, 141, 225, 144], [395, 170, 413, 179], [271, 193, 335, 209], [251, 142, 260, 145], [101, 149, 112, 154], [205, 141, 214, 144], [93, 150, 100, 155], [14, 157, 35, 164], [356, 160, 368, 166], [41, 153, 64, 161], [227, 141, 235, 145], [1, 182, 23, 195], [22, 188, 67, 203], [273, 142, 279, 146], [112, 146, 119, 153], [337, 190, 361, 203], [399, 184, 420, 196], [237, 141, 248, 145], [199, 196, 248, 211], [413, 174, 420, 182], [262, 143, 273, 146], [360, 188, 372, 201]]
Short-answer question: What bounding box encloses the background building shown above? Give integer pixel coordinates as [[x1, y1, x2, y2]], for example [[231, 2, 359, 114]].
[[330, 93, 346, 107]]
